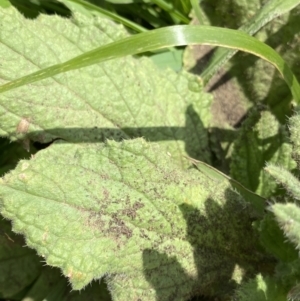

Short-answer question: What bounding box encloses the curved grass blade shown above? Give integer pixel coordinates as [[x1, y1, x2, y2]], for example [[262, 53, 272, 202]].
[[151, 0, 190, 24], [0, 25, 299, 103], [200, 0, 300, 84], [61, 0, 147, 32], [190, 0, 205, 24]]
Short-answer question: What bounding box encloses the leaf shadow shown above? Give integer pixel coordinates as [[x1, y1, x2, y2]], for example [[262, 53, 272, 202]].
[[9, 0, 71, 19], [19, 104, 239, 173], [142, 188, 270, 300]]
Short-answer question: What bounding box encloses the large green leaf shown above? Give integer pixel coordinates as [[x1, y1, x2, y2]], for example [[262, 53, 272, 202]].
[[0, 9, 299, 103], [0, 138, 265, 300], [0, 7, 212, 167], [230, 110, 296, 198]]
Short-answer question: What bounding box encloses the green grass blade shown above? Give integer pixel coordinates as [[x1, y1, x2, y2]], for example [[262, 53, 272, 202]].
[[190, 0, 204, 24], [200, 0, 300, 84], [151, 0, 190, 23], [62, 0, 147, 32], [1, 25, 299, 103]]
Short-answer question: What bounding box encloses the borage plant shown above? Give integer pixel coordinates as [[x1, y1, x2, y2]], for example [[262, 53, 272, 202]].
[[0, 0, 300, 300]]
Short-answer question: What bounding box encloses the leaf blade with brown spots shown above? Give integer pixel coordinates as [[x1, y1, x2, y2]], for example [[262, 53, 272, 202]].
[[0, 138, 266, 300]]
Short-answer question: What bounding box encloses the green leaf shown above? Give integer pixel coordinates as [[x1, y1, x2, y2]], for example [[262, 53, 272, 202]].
[[186, 1, 300, 122], [270, 203, 300, 250], [150, 0, 190, 23], [234, 274, 287, 301], [258, 212, 298, 262], [147, 48, 184, 71], [265, 165, 300, 201], [276, 259, 300, 292], [186, 157, 265, 216], [231, 110, 296, 198], [20, 266, 63, 301], [9, 0, 71, 18], [59, 0, 148, 32], [0, 215, 102, 301], [0, 138, 33, 176], [0, 139, 265, 299], [0, 219, 42, 298], [289, 114, 300, 160], [0, 7, 212, 168], [62, 280, 111, 301], [1, 9, 299, 104], [22, 271, 112, 301], [0, 0, 10, 8]]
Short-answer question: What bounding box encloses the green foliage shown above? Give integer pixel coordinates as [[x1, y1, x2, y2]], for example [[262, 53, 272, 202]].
[[0, 1, 300, 300], [0, 7, 212, 168], [0, 138, 33, 176], [231, 109, 296, 197], [200, 0, 300, 85], [258, 212, 298, 262], [234, 274, 287, 301], [186, 0, 300, 122], [0, 218, 42, 299], [0, 138, 265, 299]]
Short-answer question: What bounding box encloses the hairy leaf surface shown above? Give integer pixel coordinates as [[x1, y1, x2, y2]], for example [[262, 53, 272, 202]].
[[270, 203, 300, 250], [0, 139, 263, 300], [289, 114, 300, 161], [258, 212, 298, 262], [0, 7, 211, 167]]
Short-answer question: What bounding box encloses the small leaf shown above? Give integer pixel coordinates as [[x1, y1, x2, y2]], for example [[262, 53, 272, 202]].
[[231, 110, 296, 198], [0, 138, 265, 300], [270, 203, 300, 249], [289, 114, 300, 161], [234, 274, 287, 301], [258, 212, 298, 262], [265, 164, 300, 201]]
